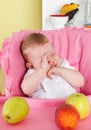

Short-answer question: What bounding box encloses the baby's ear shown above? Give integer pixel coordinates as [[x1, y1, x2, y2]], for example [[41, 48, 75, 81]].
[[25, 62, 33, 68]]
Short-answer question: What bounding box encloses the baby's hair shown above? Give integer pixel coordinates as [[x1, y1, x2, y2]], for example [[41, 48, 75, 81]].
[[22, 33, 49, 44], [20, 33, 49, 62]]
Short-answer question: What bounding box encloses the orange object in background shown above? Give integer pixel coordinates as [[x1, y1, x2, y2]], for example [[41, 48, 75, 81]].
[[84, 24, 91, 28]]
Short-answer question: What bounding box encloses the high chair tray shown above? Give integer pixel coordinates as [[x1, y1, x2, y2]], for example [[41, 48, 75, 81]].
[[0, 96, 91, 130]]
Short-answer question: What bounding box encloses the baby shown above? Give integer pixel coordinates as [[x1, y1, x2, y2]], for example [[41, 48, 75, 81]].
[[20, 33, 84, 99]]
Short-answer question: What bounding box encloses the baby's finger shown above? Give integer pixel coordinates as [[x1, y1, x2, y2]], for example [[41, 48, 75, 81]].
[[47, 72, 53, 79]]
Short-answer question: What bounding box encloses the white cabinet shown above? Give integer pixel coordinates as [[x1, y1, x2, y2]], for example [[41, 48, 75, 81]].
[[42, 0, 87, 30]]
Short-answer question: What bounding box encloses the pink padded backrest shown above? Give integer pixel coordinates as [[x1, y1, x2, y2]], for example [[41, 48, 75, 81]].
[[0, 27, 91, 96]]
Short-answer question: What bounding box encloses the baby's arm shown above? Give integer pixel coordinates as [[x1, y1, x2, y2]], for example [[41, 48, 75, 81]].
[[21, 55, 51, 96], [48, 66, 84, 88], [21, 68, 47, 95]]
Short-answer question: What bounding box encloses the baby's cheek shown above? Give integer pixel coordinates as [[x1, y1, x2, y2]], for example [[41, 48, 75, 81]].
[[35, 63, 41, 69]]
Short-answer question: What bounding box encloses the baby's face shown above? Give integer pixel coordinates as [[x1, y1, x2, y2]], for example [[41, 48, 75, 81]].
[[27, 42, 61, 69]]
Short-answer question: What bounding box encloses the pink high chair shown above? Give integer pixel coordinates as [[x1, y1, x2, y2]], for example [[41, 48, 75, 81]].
[[0, 27, 91, 130]]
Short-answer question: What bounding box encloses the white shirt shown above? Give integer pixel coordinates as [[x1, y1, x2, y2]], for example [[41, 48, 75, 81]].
[[24, 59, 76, 99]]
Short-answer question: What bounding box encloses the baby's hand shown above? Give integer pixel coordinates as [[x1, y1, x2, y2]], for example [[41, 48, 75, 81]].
[[47, 66, 61, 78], [40, 54, 52, 72]]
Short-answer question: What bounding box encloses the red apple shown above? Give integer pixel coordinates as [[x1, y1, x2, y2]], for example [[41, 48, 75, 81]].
[[55, 104, 80, 130]]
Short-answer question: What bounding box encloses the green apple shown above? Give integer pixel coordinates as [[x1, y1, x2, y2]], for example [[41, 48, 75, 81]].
[[2, 96, 30, 124], [66, 93, 90, 119]]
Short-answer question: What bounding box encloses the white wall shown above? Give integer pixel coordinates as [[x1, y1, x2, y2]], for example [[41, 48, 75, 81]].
[[42, 0, 87, 30]]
